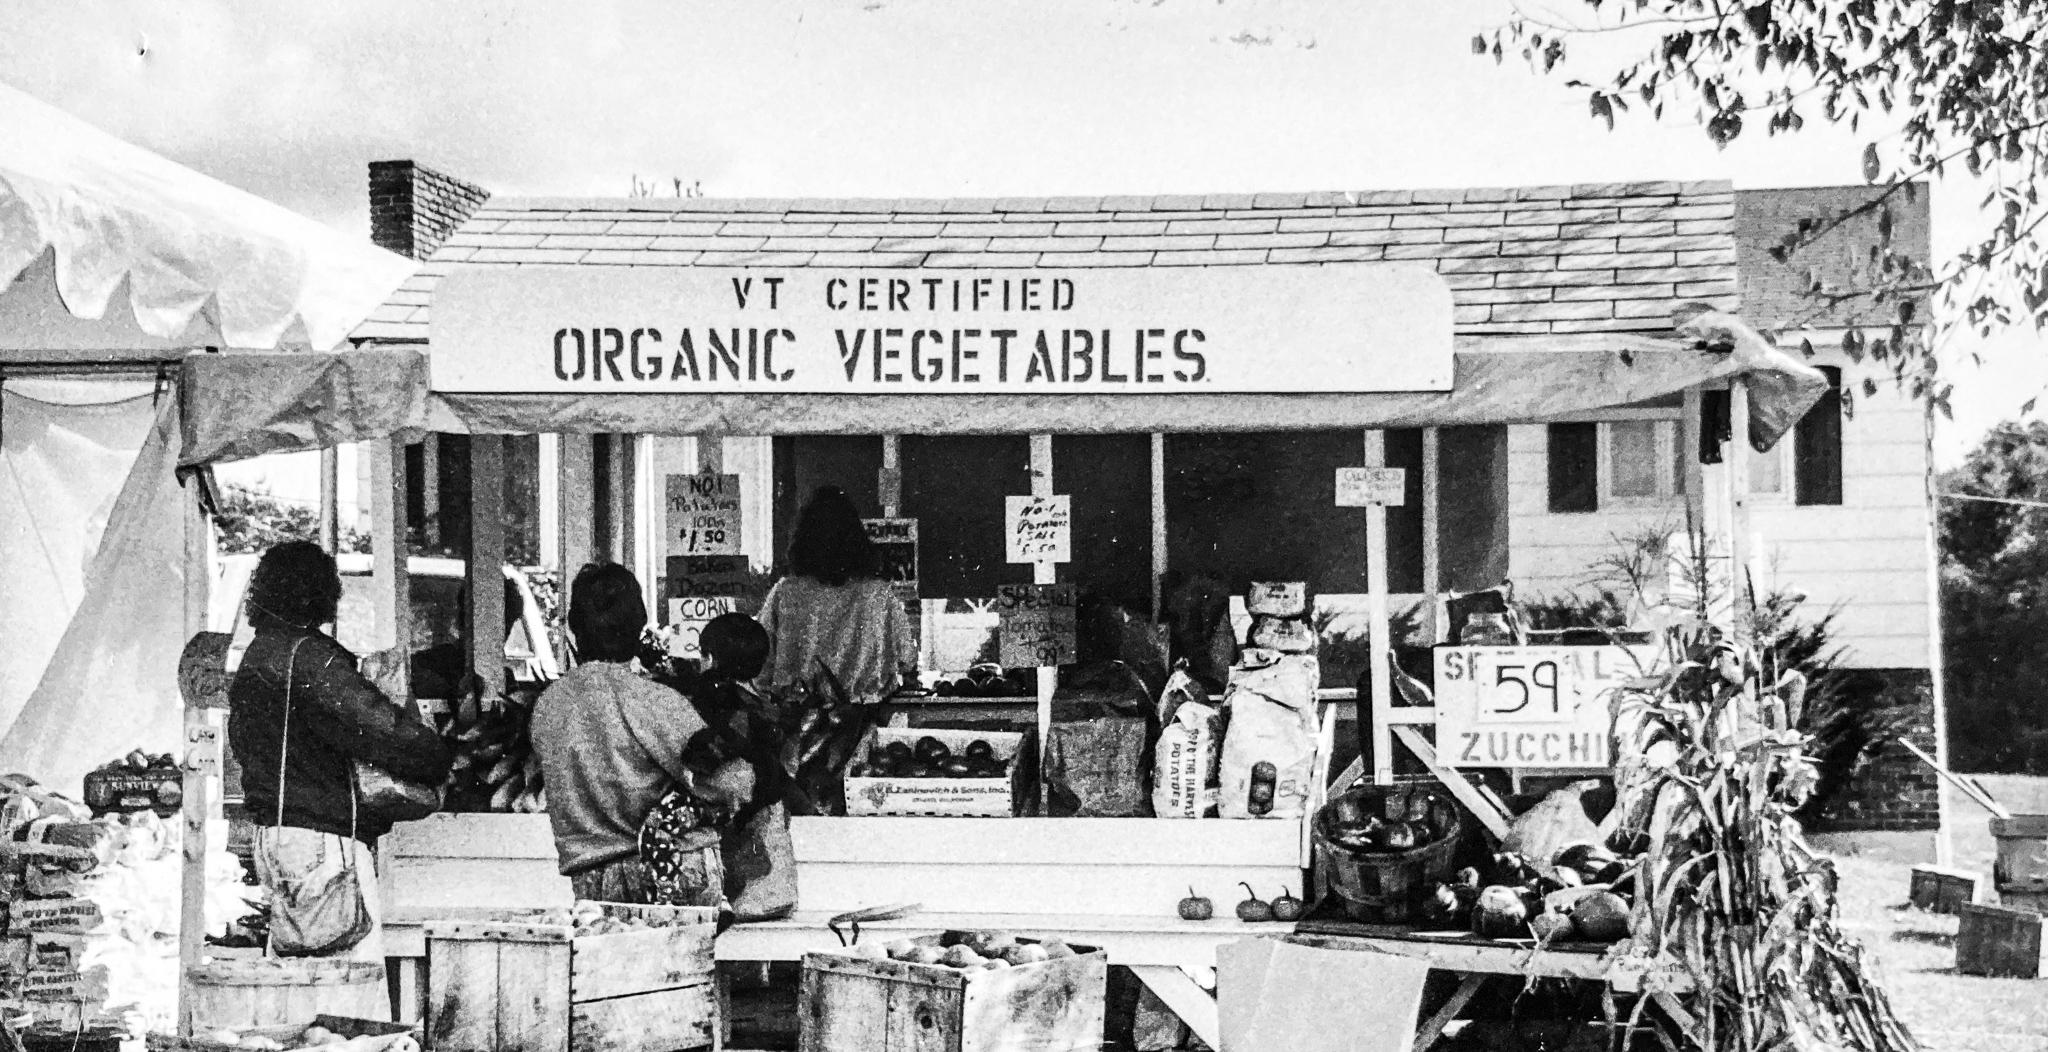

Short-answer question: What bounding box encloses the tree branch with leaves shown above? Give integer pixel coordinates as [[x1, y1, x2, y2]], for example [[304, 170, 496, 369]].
[[1484, 0, 2048, 413]]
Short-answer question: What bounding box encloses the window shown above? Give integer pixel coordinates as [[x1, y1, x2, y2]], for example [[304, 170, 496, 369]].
[[1548, 418, 1683, 512], [1748, 440, 1788, 498], [1793, 367, 1844, 506]]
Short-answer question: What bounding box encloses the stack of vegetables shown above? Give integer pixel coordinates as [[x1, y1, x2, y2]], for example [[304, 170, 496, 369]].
[[437, 699, 544, 814]]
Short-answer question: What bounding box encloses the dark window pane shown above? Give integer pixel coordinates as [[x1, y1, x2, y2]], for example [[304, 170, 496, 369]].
[[900, 435, 1033, 598], [1794, 366, 1845, 506], [1438, 426, 1509, 592], [1053, 435, 1154, 616], [1546, 423, 1599, 513], [1165, 431, 1367, 594], [771, 436, 884, 572], [1385, 430, 1424, 594]]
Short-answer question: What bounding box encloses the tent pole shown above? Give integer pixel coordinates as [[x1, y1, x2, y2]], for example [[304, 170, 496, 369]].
[[1365, 429, 1394, 785]]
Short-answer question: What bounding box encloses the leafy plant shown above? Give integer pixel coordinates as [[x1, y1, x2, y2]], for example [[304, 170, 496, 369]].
[[1605, 619, 1919, 1051], [1484, 0, 2048, 411], [214, 484, 368, 555]]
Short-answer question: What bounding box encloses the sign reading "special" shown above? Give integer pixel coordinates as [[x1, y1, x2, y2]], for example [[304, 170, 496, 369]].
[[1433, 645, 1648, 769], [429, 264, 1453, 394]]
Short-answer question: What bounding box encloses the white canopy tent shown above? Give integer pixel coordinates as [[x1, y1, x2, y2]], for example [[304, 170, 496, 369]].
[[0, 82, 414, 791]]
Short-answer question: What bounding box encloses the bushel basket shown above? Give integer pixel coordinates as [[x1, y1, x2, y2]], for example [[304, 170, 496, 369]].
[[1313, 782, 1463, 924]]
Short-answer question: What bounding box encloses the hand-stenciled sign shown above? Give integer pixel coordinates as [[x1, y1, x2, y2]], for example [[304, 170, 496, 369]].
[[430, 265, 1454, 394], [1433, 646, 1646, 769]]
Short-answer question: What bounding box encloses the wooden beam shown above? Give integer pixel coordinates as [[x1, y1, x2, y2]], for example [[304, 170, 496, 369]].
[[1128, 965, 1220, 1052], [469, 436, 506, 690], [1393, 726, 1512, 840], [177, 482, 214, 1036], [880, 435, 902, 517], [1921, 393, 1958, 866], [537, 435, 561, 569], [1151, 433, 1167, 622], [1728, 381, 1753, 634], [557, 434, 596, 576], [318, 446, 340, 553], [1364, 430, 1394, 785], [419, 434, 440, 549], [1415, 974, 1486, 1050], [1421, 426, 1442, 643], [368, 438, 412, 662], [1030, 434, 1055, 784]]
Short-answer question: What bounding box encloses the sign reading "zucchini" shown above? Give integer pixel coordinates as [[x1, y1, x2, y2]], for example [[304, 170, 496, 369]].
[[1432, 646, 1646, 770]]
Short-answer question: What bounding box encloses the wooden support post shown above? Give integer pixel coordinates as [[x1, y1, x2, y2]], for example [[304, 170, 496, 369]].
[[369, 438, 413, 661], [1030, 434, 1056, 773], [880, 435, 901, 517], [177, 482, 215, 1036], [1414, 974, 1485, 1050], [1921, 392, 1957, 867], [1680, 389, 1706, 522], [318, 446, 341, 553], [1364, 430, 1394, 785], [469, 436, 507, 690], [634, 434, 659, 612], [610, 434, 637, 568], [538, 435, 561, 569], [1727, 381, 1753, 635], [1420, 427, 1442, 643], [1151, 433, 1167, 623], [557, 434, 596, 575], [420, 434, 440, 549]]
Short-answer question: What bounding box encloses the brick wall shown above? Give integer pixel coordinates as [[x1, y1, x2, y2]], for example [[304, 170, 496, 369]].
[[1808, 669, 1942, 832], [369, 160, 491, 260]]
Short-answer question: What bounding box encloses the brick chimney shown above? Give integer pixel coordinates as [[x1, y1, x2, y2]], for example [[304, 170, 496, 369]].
[[368, 160, 490, 260]]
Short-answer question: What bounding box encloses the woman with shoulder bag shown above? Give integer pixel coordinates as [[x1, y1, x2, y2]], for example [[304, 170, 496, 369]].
[[228, 542, 453, 961]]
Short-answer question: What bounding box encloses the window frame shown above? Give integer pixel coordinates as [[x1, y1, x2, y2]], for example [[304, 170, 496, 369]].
[[1596, 414, 1681, 507]]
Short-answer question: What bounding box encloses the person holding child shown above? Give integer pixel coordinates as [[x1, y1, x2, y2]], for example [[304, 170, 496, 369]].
[[638, 612, 798, 920], [531, 563, 755, 904]]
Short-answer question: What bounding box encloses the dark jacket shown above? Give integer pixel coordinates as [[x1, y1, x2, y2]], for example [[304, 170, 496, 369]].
[[229, 629, 453, 842]]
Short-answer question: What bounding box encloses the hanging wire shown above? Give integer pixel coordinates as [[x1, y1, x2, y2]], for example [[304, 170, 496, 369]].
[[1938, 491, 2048, 511]]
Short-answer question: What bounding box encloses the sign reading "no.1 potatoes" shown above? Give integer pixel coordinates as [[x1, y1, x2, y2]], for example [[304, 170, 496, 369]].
[[1432, 646, 1646, 769]]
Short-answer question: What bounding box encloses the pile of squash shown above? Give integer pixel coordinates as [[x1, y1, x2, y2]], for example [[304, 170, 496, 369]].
[[1425, 843, 1637, 944]]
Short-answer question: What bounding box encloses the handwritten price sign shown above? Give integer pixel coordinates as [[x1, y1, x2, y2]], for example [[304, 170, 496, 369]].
[[1005, 495, 1071, 564], [1433, 646, 1644, 769], [996, 583, 1077, 668], [666, 474, 742, 556]]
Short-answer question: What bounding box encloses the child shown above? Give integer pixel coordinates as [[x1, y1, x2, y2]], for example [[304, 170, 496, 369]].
[[639, 614, 789, 920]]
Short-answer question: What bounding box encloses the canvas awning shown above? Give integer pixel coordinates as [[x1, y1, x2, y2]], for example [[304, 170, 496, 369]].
[[178, 311, 1826, 466], [0, 83, 415, 360]]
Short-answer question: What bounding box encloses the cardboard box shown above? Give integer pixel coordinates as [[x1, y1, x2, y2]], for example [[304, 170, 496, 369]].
[[844, 728, 1027, 818]]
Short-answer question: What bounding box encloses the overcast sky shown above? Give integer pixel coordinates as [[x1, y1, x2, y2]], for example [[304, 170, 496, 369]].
[[3, 0, 2039, 474]]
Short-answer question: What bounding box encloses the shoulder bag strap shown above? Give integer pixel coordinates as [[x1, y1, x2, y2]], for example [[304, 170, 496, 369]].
[[274, 636, 359, 871]]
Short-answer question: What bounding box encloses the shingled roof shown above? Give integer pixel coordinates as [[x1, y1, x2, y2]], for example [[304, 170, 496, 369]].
[[1734, 185, 1932, 330], [353, 180, 1739, 345]]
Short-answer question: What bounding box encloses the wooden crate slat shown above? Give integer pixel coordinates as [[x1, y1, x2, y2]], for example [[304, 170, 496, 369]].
[[571, 924, 716, 1002], [886, 979, 962, 1052], [497, 941, 573, 1052], [428, 939, 505, 1052], [800, 962, 886, 1052], [568, 984, 718, 1052], [802, 953, 968, 990], [958, 952, 1107, 1052]]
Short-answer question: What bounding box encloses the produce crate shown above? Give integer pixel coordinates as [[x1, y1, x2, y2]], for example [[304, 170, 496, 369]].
[[425, 902, 719, 1052], [844, 727, 1027, 818], [147, 1014, 418, 1052], [1908, 864, 1984, 915], [800, 935, 1106, 1052], [1956, 902, 2048, 979]]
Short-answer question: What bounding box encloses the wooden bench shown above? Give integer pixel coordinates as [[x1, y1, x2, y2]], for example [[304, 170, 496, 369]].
[[379, 812, 1305, 1048]]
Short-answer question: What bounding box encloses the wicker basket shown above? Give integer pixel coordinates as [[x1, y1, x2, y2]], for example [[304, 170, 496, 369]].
[[1313, 784, 1464, 924]]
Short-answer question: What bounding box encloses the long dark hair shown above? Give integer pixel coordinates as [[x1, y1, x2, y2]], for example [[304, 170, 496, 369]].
[[787, 485, 877, 587], [247, 541, 341, 632], [567, 562, 647, 663]]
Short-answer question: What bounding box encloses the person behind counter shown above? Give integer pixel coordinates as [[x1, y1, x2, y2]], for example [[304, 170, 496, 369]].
[[758, 485, 914, 703], [531, 563, 754, 903], [228, 541, 453, 961]]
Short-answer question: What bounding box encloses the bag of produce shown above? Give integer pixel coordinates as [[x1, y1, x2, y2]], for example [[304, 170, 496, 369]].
[[1218, 651, 1321, 819], [1152, 691, 1221, 819], [1247, 615, 1317, 654], [1247, 582, 1312, 619], [1044, 716, 1149, 817]]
